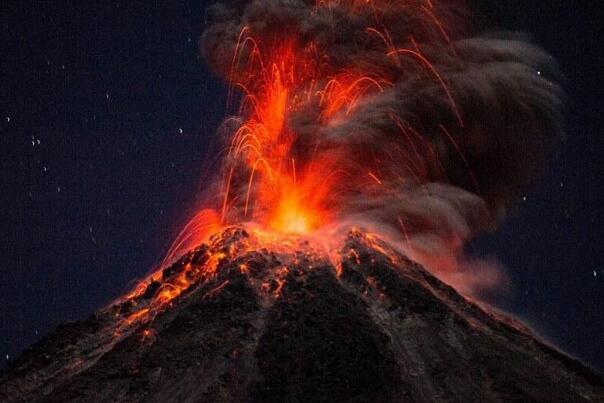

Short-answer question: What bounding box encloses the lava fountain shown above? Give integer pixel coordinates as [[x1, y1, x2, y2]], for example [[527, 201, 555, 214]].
[[121, 0, 563, 325]]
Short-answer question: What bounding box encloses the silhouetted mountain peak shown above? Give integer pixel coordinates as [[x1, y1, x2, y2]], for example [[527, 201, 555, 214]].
[[1, 227, 603, 402]]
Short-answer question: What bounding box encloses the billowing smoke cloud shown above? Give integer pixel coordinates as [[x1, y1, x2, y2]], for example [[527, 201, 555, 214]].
[[198, 0, 563, 291]]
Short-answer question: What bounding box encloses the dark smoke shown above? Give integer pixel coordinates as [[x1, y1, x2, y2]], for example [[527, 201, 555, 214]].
[[200, 0, 563, 290]]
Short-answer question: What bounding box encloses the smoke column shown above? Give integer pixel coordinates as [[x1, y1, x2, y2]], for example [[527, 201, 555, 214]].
[[161, 0, 563, 294]]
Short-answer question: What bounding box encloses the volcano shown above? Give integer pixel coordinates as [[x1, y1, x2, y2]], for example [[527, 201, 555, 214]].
[[1, 227, 603, 402]]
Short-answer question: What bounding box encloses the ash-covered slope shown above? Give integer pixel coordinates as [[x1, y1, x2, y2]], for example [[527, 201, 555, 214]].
[[1, 228, 603, 403]]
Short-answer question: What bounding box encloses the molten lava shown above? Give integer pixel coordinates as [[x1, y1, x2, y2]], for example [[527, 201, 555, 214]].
[[116, 0, 563, 328]]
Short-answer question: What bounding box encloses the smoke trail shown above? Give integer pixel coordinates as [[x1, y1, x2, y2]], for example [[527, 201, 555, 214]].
[[197, 0, 563, 290]]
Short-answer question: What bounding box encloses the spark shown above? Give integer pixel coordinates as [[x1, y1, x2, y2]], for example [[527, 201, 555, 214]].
[[368, 172, 383, 185]]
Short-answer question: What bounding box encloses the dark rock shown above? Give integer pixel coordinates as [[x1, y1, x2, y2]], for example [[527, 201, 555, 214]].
[[1, 227, 602, 402], [141, 281, 161, 300]]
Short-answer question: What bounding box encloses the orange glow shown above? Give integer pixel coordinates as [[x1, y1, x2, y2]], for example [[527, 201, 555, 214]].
[[115, 0, 468, 330], [123, 308, 150, 327], [270, 188, 316, 234]]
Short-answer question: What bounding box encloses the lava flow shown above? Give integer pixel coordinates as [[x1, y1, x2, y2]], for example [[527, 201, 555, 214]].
[[116, 0, 563, 329]]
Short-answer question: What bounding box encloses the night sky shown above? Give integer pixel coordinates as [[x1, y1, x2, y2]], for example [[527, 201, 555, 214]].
[[2, 0, 603, 372]]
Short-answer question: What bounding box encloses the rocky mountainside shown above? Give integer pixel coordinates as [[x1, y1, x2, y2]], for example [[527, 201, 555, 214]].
[[1, 227, 603, 402]]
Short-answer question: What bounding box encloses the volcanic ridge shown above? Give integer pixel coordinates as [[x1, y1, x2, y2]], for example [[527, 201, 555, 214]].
[[1, 227, 603, 402]]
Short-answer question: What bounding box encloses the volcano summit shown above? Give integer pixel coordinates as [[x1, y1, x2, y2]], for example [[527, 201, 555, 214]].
[[1, 227, 603, 402]]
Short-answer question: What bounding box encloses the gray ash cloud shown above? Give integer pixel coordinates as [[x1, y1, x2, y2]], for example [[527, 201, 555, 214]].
[[199, 0, 563, 286]]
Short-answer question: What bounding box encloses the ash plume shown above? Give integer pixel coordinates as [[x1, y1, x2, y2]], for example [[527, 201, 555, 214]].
[[198, 0, 563, 290]]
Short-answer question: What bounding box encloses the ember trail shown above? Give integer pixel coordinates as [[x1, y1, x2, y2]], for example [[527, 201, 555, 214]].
[[119, 0, 562, 326]]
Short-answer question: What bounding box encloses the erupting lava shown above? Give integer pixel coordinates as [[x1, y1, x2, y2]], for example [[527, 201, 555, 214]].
[[117, 0, 563, 328], [174, 1, 461, 245]]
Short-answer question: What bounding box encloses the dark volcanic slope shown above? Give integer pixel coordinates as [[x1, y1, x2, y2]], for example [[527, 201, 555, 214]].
[[1, 227, 603, 402]]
